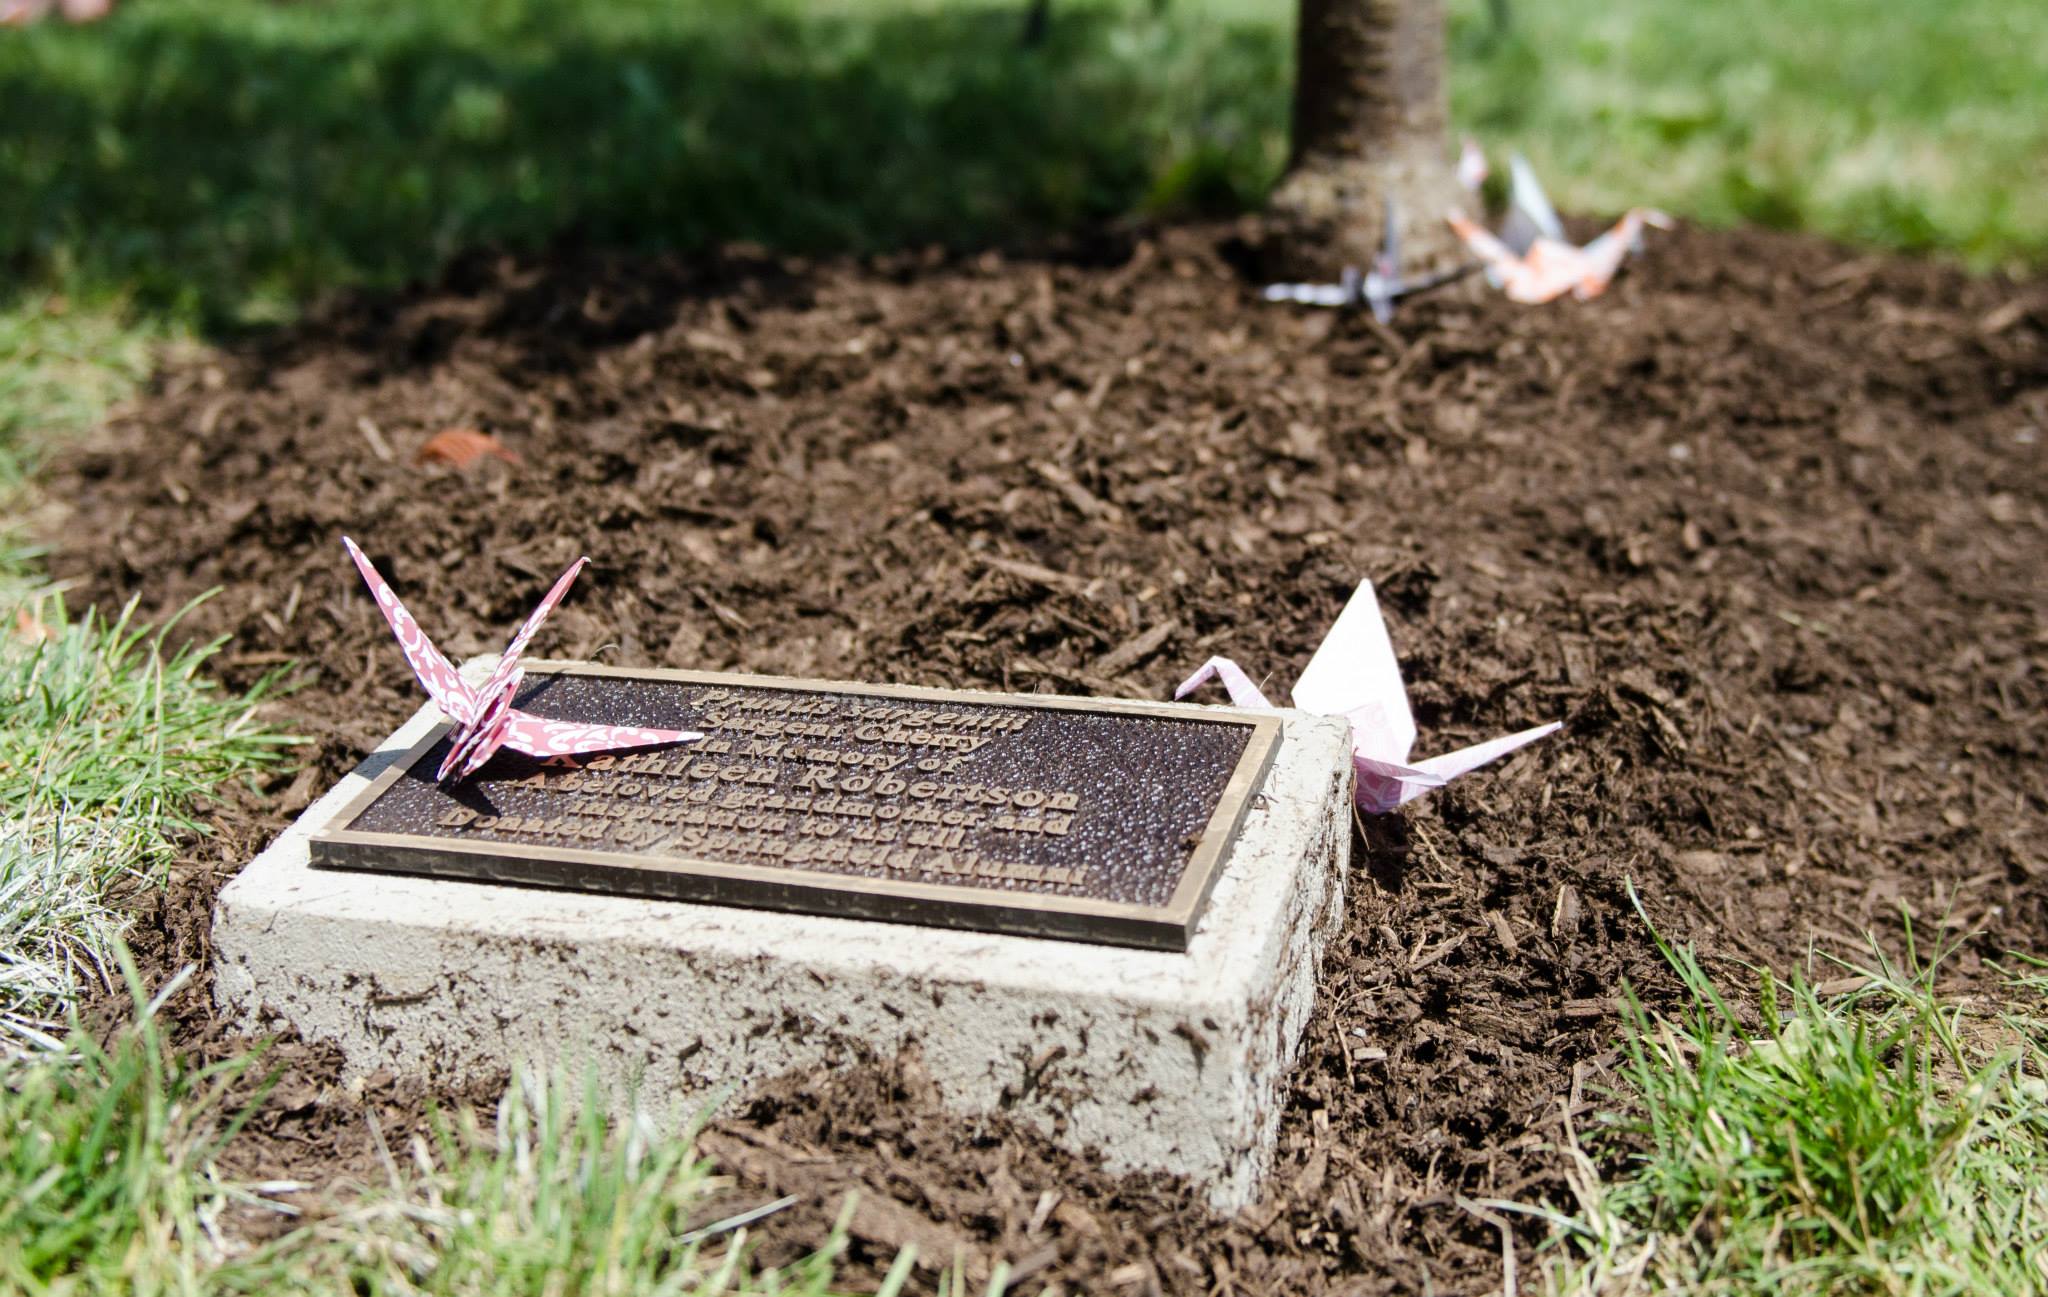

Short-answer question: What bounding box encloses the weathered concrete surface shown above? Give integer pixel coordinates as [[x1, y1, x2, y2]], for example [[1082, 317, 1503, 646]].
[[214, 659, 1353, 1208]]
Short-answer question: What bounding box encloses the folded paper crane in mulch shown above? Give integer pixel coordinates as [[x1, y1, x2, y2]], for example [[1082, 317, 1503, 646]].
[[1175, 581, 1560, 814], [1447, 151, 1671, 304], [343, 537, 700, 781], [1262, 199, 1479, 324]]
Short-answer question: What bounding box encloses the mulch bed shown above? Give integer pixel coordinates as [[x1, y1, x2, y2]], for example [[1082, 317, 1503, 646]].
[[46, 219, 2047, 1294]]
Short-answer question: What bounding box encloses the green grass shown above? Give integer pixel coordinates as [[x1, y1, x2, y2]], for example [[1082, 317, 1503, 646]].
[[0, 961, 269, 1295], [261, 1070, 861, 1296], [0, 966, 862, 1296], [1495, 904, 2048, 1295], [0, 0, 1288, 332], [0, 298, 170, 486], [0, 588, 295, 1047]]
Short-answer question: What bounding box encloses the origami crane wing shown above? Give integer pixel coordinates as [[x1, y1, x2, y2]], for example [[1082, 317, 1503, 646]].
[[343, 537, 478, 725], [1501, 153, 1566, 254], [1366, 201, 1402, 323], [1376, 199, 1401, 281], [1174, 582, 1421, 762], [479, 555, 589, 704], [1263, 264, 1363, 309], [1289, 581, 1417, 765], [1262, 281, 1353, 308]]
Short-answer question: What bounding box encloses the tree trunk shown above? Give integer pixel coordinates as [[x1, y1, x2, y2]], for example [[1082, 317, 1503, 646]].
[[1269, 0, 1462, 273]]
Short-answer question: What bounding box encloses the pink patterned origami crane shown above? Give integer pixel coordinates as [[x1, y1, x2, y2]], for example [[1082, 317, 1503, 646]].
[[343, 537, 701, 781], [1175, 580, 1560, 814], [1446, 151, 1670, 304]]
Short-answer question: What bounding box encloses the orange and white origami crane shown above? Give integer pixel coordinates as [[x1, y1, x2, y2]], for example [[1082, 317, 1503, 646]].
[[343, 537, 700, 781], [1447, 151, 1670, 304], [1175, 580, 1559, 814]]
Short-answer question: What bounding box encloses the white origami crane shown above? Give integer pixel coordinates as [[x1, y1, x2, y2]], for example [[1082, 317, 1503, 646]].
[[1175, 580, 1559, 813], [343, 537, 701, 781], [1262, 199, 1478, 323], [1447, 151, 1670, 304]]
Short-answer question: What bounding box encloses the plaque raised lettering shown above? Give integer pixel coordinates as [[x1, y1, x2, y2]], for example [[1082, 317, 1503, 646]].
[[310, 663, 1281, 949]]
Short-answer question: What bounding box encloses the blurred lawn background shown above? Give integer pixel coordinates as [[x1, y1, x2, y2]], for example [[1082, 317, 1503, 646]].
[[2, 0, 2045, 454]]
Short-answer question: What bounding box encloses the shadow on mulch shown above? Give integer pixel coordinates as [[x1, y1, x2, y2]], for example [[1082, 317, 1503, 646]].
[[53, 219, 2048, 1294]]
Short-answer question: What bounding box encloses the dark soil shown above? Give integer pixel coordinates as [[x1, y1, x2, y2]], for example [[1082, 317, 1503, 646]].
[[47, 221, 2048, 1294]]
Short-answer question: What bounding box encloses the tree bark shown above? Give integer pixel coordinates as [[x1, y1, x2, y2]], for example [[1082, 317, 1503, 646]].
[[1269, 0, 1463, 273]]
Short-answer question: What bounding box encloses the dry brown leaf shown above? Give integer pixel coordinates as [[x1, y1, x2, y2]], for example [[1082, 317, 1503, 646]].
[[13, 608, 58, 642], [415, 428, 522, 469]]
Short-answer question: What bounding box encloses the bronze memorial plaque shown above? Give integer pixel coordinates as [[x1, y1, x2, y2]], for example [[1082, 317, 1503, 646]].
[[310, 663, 1281, 950]]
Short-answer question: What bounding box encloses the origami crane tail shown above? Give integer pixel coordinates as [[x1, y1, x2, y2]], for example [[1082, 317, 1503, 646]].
[[342, 536, 478, 725], [1349, 722, 1557, 814], [500, 714, 703, 759], [1572, 210, 1671, 300], [1633, 208, 1677, 247], [1409, 721, 1563, 785], [1173, 657, 1275, 710], [1378, 197, 1400, 282], [1567, 216, 1646, 300]]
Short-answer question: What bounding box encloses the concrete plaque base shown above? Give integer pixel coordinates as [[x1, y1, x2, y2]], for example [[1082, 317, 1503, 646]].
[[213, 660, 1354, 1209]]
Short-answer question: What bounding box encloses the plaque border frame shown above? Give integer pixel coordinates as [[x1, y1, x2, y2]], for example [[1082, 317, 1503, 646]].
[[309, 661, 1282, 951]]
